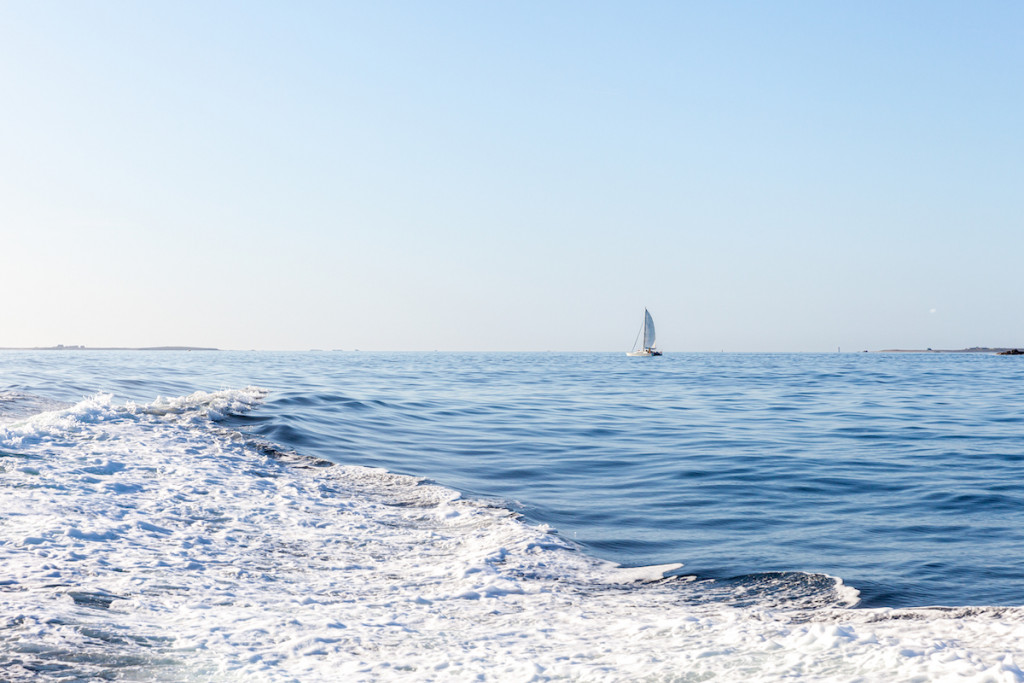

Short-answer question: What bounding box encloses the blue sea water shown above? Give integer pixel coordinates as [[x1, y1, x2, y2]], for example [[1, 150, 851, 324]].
[[4, 349, 1023, 610]]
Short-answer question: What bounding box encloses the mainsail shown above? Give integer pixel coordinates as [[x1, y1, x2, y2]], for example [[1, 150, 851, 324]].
[[643, 308, 656, 350]]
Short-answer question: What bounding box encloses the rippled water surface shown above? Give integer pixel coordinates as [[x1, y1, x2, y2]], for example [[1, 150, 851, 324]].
[[5, 350, 1024, 608]]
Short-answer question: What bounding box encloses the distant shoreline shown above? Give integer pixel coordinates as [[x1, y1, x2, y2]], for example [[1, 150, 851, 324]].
[[0, 346, 219, 351], [878, 347, 1016, 354]]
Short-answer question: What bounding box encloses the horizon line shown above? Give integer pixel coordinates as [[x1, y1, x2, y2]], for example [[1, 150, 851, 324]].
[[2, 346, 1020, 354]]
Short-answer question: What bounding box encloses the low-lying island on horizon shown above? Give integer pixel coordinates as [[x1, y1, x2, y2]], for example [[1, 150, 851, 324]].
[[879, 346, 1022, 354], [0, 345, 219, 351]]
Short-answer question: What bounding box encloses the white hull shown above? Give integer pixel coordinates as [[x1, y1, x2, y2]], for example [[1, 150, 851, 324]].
[[626, 349, 662, 357]]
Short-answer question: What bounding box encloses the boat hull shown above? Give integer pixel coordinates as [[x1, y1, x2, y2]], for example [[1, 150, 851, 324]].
[[626, 349, 662, 357]]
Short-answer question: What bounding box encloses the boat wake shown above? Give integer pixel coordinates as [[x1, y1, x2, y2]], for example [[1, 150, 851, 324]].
[[1, 390, 1023, 681]]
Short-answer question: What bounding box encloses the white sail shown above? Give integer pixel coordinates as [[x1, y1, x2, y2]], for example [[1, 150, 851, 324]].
[[643, 309, 656, 349]]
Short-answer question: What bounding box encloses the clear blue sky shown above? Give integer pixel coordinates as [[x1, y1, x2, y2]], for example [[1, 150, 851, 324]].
[[2, 2, 1021, 351]]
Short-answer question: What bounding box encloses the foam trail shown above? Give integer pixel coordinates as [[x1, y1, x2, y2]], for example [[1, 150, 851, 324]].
[[1, 390, 1023, 681]]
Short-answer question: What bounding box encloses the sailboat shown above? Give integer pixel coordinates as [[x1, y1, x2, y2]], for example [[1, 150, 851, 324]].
[[627, 308, 663, 357]]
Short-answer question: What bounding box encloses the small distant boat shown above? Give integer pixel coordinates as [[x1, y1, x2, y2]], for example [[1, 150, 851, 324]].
[[627, 308, 663, 357]]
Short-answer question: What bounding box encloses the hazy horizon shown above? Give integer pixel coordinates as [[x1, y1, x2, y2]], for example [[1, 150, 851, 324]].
[[4, 344, 1020, 354], [3, 3, 1022, 352]]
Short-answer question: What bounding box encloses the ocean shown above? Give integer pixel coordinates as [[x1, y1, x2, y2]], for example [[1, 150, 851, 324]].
[[2, 350, 1023, 681]]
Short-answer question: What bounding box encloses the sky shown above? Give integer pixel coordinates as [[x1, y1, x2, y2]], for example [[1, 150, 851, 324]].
[[2, 2, 1022, 351]]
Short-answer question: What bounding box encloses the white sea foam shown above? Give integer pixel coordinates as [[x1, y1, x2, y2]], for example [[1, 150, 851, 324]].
[[1, 390, 1023, 681]]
